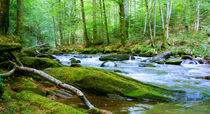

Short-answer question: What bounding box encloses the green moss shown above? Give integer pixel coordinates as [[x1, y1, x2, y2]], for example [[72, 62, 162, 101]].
[[0, 43, 22, 52], [45, 67, 174, 101], [21, 57, 63, 70], [70, 63, 82, 67], [16, 90, 84, 114], [166, 59, 183, 65], [99, 54, 131, 61], [21, 49, 37, 57]]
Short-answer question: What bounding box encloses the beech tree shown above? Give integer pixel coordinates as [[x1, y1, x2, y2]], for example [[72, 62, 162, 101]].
[[0, 0, 10, 34]]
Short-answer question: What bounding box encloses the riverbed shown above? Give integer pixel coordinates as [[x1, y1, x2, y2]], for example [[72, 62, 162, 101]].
[[54, 54, 210, 114]]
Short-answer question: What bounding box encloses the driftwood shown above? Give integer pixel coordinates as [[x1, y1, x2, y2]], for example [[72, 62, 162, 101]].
[[0, 64, 94, 109]]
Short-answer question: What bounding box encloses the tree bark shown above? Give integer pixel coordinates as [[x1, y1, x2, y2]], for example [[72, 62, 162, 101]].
[[154, 0, 156, 37], [158, 0, 164, 30], [125, 0, 129, 39], [92, 0, 97, 44], [17, 0, 23, 38], [0, 0, 10, 34], [145, 0, 154, 46], [183, 0, 188, 32], [119, 0, 126, 46], [162, 0, 173, 48], [102, 0, 110, 45], [80, 0, 91, 47], [59, 0, 64, 46], [195, 0, 199, 32]]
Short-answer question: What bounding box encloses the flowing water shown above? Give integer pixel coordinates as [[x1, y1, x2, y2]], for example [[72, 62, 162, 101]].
[[54, 54, 210, 114]]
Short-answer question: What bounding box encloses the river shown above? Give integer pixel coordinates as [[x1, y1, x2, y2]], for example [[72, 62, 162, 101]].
[[54, 54, 210, 114]]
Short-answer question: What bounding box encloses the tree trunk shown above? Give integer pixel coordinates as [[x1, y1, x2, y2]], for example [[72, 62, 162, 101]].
[[183, 0, 188, 32], [195, 0, 199, 32], [80, 0, 91, 47], [158, 0, 164, 30], [154, 0, 156, 37], [162, 0, 173, 48], [125, 0, 129, 39], [0, 0, 10, 34], [119, 0, 126, 46], [92, 0, 97, 44], [52, 16, 58, 47], [102, 0, 110, 45], [59, 0, 64, 46], [17, 0, 23, 38], [145, 0, 154, 46]]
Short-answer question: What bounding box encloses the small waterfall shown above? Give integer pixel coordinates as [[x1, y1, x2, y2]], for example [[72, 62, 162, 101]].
[[182, 59, 200, 65]]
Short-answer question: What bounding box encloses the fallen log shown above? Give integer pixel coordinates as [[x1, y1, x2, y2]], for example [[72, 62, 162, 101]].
[[0, 65, 94, 109]]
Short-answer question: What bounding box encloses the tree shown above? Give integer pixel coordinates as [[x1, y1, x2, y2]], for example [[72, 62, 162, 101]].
[[102, 0, 110, 45], [17, 0, 23, 38], [92, 0, 97, 44], [119, 0, 126, 46], [80, 0, 91, 47], [194, 0, 200, 32], [158, 0, 164, 30], [0, 0, 10, 34], [183, 0, 188, 32], [162, 0, 173, 48]]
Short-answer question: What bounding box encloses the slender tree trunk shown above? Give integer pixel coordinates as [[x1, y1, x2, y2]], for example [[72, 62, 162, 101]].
[[143, 11, 147, 35], [99, 0, 104, 40], [154, 0, 156, 37], [125, 0, 129, 39], [119, 0, 126, 46], [17, 0, 23, 38], [58, 0, 64, 46], [102, 0, 110, 45], [183, 0, 188, 32], [0, 0, 10, 34], [80, 0, 91, 47], [195, 0, 199, 32], [52, 16, 58, 47], [162, 0, 173, 48], [92, 0, 97, 44], [166, 1, 169, 39], [145, 0, 154, 46], [158, 0, 164, 30]]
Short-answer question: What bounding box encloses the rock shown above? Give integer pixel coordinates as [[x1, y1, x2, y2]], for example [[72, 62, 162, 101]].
[[113, 69, 128, 74], [139, 63, 156, 67], [181, 55, 193, 60], [45, 67, 176, 101], [21, 57, 63, 70], [156, 60, 165, 64], [0, 43, 22, 52], [166, 59, 183, 65], [204, 76, 210, 80], [100, 61, 117, 67], [70, 63, 82, 67], [203, 56, 210, 64], [21, 49, 37, 57], [163, 52, 172, 59], [73, 55, 92, 58], [99, 54, 133, 61], [37, 54, 56, 60], [69, 58, 81, 64]]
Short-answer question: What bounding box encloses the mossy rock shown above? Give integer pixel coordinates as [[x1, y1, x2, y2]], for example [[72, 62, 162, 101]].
[[0, 43, 22, 52], [16, 90, 84, 114], [99, 54, 132, 61], [70, 58, 81, 63], [100, 61, 117, 67], [45, 67, 174, 101], [70, 63, 82, 67], [139, 63, 156, 67], [21, 57, 63, 70], [21, 49, 37, 57], [166, 59, 183, 65]]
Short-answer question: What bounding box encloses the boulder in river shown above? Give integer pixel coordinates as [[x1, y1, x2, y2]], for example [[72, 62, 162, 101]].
[[45, 67, 176, 101], [100, 61, 117, 67], [21, 57, 63, 70], [204, 76, 210, 80], [139, 63, 156, 67], [166, 59, 183, 65], [70, 63, 82, 67], [181, 55, 193, 60], [69, 58, 81, 64], [99, 54, 133, 61], [73, 55, 92, 58]]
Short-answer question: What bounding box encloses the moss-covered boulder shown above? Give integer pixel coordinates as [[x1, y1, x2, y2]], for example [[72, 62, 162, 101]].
[[166, 59, 183, 65], [45, 67, 174, 101], [139, 63, 156, 67], [100, 61, 117, 67], [0, 43, 22, 52], [21, 57, 63, 70], [70, 58, 81, 63], [70, 63, 82, 67], [21, 48, 37, 57], [99, 54, 132, 61]]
